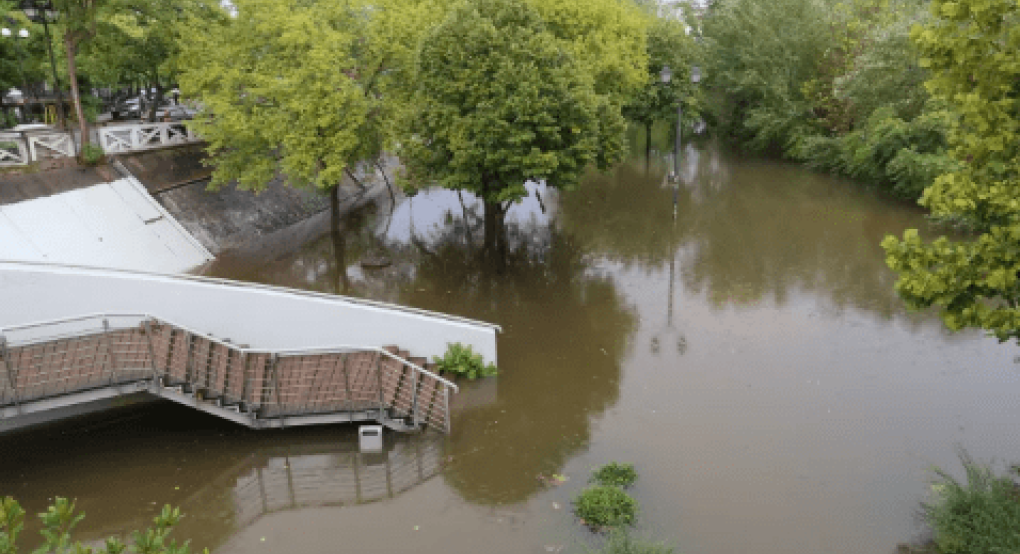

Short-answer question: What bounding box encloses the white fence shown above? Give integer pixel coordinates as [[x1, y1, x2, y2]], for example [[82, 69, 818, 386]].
[[0, 132, 30, 166], [98, 121, 201, 153], [0, 122, 203, 167]]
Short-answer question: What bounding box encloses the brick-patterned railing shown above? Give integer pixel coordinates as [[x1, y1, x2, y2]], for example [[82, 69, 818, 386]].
[[0, 314, 457, 433]]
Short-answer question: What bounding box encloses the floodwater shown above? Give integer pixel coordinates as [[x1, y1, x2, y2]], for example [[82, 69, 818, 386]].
[[2, 139, 1019, 554]]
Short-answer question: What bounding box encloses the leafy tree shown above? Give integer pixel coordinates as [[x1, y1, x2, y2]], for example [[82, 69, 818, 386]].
[[524, 0, 649, 103], [178, 0, 408, 238], [402, 0, 626, 263], [83, 0, 227, 120], [622, 14, 699, 158], [49, 0, 111, 146], [882, 0, 1020, 341]]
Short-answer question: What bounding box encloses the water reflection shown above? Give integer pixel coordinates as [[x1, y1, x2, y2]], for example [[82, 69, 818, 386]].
[[205, 184, 639, 506], [0, 404, 445, 552], [561, 142, 950, 327]]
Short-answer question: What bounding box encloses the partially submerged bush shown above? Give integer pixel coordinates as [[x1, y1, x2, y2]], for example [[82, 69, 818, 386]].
[[432, 343, 497, 379], [573, 486, 637, 529], [924, 457, 1020, 554], [591, 530, 673, 554], [591, 462, 638, 488]]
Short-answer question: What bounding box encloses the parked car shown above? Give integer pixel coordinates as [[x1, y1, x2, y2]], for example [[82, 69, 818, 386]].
[[111, 97, 142, 120], [155, 106, 196, 121]]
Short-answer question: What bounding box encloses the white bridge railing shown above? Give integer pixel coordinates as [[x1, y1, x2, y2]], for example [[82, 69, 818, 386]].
[[0, 122, 204, 167], [98, 122, 201, 153]]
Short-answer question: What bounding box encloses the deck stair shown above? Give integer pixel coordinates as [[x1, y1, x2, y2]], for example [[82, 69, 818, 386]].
[[0, 314, 458, 433]]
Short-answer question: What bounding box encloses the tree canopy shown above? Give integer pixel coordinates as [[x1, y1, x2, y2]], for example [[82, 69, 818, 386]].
[[882, 0, 1020, 342], [178, 0, 383, 193], [402, 0, 626, 206]]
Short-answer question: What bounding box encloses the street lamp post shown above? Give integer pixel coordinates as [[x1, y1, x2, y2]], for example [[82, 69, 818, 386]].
[[19, 0, 66, 131], [659, 64, 701, 219], [1, 27, 31, 124]]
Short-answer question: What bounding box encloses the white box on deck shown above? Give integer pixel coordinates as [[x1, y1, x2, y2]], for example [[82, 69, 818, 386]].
[[359, 425, 384, 452]]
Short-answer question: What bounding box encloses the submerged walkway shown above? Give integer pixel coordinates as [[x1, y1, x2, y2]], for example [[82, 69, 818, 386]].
[[0, 261, 500, 435], [0, 313, 455, 433]]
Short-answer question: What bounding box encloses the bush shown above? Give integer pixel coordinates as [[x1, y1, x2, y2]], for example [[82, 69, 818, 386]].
[[591, 531, 673, 554], [0, 496, 198, 554], [80, 143, 105, 166], [432, 343, 497, 379], [591, 462, 638, 488], [573, 486, 638, 529], [923, 457, 1020, 554]]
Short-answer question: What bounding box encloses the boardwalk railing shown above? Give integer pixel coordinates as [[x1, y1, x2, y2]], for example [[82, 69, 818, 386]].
[[0, 313, 458, 433], [0, 122, 203, 167]]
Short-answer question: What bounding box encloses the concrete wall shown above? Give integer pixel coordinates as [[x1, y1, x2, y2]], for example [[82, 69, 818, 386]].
[[0, 261, 499, 363]]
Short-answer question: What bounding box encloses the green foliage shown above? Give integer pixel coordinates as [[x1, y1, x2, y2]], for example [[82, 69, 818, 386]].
[[403, 0, 626, 208], [590, 462, 638, 488], [923, 457, 1020, 554], [622, 13, 700, 135], [0, 497, 197, 554], [432, 343, 497, 380], [80, 143, 104, 165], [790, 105, 956, 199], [882, 0, 1020, 342], [589, 530, 674, 554], [701, 0, 945, 200], [179, 0, 404, 193], [573, 486, 638, 530]]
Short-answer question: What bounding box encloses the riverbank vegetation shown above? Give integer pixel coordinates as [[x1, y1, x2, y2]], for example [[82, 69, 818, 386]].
[[699, 0, 954, 200], [923, 456, 1020, 553], [0, 497, 199, 554]]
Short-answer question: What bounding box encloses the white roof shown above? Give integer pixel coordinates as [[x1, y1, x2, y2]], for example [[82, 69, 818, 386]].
[[0, 178, 213, 273]]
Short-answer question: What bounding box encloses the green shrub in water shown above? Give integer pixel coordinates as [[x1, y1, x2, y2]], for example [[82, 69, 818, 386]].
[[573, 485, 637, 529], [80, 143, 105, 166], [924, 456, 1020, 554], [590, 530, 673, 554], [432, 342, 497, 379], [591, 462, 638, 488]]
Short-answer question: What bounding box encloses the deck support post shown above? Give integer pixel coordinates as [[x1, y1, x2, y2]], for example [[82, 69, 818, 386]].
[[410, 370, 419, 428], [142, 319, 162, 381], [341, 353, 352, 413], [375, 352, 386, 421], [269, 354, 284, 428]]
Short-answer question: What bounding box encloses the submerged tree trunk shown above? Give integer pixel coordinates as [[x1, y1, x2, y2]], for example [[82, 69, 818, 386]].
[[329, 185, 351, 294], [483, 200, 507, 273], [646, 122, 652, 167]]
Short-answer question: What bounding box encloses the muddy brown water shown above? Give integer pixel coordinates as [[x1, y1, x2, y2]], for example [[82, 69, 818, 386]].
[[2, 142, 1018, 554]]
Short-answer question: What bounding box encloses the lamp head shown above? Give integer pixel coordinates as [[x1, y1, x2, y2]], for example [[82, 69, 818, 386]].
[[1, 28, 10, 38], [18, 29, 28, 38], [691, 66, 702, 84], [660, 66, 672, 84]]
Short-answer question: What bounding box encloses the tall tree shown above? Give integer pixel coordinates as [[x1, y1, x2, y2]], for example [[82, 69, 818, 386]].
[[178, 0, 405, 236], [882, 0, 1020, 341], [402, 0, 627, 264], [52, 0, 108, 147]]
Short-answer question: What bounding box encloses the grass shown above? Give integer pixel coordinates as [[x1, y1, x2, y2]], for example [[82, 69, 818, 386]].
[[923, 453, 1020, 554]]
